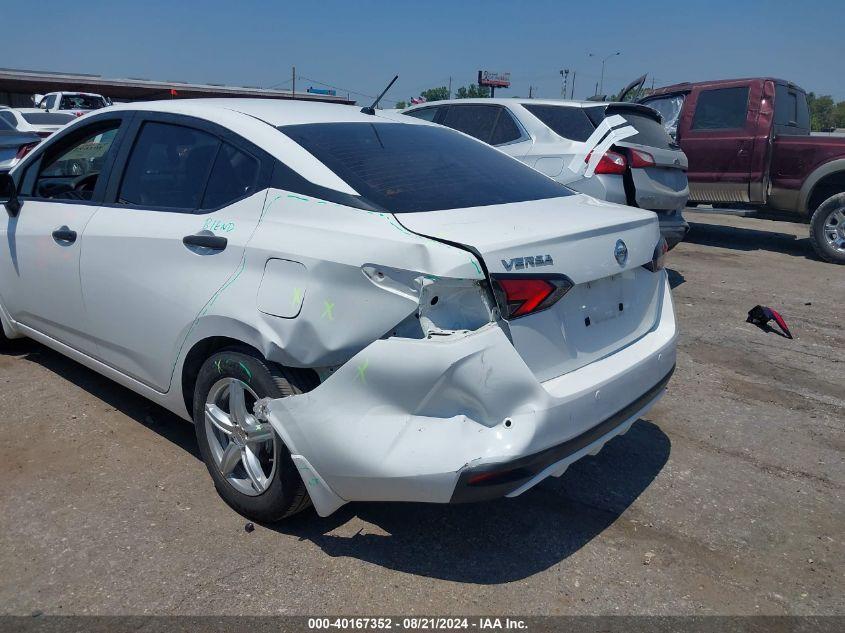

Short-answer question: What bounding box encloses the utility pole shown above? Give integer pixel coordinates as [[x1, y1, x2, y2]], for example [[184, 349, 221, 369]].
[[560, 68, 569, 98], [571, 70, 576, 99], [528, 85, 533, 99], [588, 51, 620, 97], [448, 76, 452, 99], [292, 66, 296, 100]]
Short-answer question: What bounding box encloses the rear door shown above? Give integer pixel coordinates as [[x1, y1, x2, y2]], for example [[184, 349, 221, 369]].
[[675, 82, 760, 203], [78, 113, 271, 391]]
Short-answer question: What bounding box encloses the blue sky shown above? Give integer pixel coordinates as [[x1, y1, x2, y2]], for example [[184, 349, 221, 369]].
[[2, 0, 843, 103]]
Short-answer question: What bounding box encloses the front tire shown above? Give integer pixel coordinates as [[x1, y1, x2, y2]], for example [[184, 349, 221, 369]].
[[193, 349, 316, 522], [809, 193, 845, 264]]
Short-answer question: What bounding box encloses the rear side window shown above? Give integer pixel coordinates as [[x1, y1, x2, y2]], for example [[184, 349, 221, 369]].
[[522, 104, 595, 142], [404, 107, 440, 122], [441, 105, 499, 142], [118, 122, 219, 210], [200, 144, 260, 209], [280, 122, 571, 213], [489, 109, 521, 145], [774, 84, 810, 132], [22, 112, 75, 125], [691, 87, 749, 130]]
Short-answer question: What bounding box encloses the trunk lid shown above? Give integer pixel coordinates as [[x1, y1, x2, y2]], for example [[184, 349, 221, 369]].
[[396, 194, 664, 382]]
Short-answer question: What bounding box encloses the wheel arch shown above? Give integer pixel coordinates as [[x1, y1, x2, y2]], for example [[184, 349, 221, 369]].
[[800, 159, 845, 215], [181, 335, 265, 421]]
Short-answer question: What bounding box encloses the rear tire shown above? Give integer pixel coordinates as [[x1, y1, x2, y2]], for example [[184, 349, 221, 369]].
[[809, 193, 845, 264], [193, 349, 318, 522]]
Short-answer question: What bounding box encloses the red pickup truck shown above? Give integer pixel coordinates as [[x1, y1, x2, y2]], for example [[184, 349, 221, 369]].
[[639, 78, 845, 264]]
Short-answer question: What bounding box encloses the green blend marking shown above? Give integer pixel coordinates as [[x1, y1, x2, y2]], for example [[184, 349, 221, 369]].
[[356, 359, 369, 384], [321, 300, 335, 320], [287, 194, 309, 202], [238, 362, 252, 381], [215, 359, 222, 374], [291, 287, 303, 308]]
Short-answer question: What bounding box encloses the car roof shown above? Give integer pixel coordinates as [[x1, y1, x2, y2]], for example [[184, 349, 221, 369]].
[[403, 98, 629, 110], [646, 77, 802, 98], [106, 98, 420, 127]]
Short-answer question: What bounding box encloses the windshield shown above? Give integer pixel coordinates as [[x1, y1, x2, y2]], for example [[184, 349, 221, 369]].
[[59, 95, 107, 110], [279, 122, 572, 213]]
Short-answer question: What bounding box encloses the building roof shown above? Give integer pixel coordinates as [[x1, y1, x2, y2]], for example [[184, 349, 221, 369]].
[[0, 68, 354, 104]]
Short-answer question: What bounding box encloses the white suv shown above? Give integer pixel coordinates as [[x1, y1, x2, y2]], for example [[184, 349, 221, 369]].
[[0, 100, 677, 521]]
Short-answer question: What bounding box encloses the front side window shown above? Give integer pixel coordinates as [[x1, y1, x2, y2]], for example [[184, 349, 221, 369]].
[[280, 122, 572, 213], [691, 87, 749, 130], [34, 122, 121, 200], [43, 95, 57, 110], [118, 122, 219, 210]]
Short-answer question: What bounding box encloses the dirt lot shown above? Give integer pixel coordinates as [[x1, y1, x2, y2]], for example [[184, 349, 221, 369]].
[[0, 210, 842, 616]]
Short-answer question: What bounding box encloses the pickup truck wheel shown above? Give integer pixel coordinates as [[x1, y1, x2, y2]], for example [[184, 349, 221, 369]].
[[193, 349, 317, 522], [809, 193, 845, 264]]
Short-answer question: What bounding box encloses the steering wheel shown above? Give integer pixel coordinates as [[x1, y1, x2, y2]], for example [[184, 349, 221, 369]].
[[72, 172, 99, 194]]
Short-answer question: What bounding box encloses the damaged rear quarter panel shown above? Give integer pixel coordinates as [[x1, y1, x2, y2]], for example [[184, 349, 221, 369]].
[[181, 189, 486, 370]]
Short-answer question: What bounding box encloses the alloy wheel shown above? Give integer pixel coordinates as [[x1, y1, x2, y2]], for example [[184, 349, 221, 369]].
[[204, 378, 277, 496], [823, 206, 845, 253]]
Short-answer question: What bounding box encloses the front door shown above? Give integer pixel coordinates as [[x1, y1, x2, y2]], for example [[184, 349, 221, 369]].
[[79, 115, 270, 392], [0, 118, 124, 351]]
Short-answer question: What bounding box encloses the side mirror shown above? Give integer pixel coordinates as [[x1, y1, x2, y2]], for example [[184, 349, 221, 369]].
[[0, 172, 21, 217]]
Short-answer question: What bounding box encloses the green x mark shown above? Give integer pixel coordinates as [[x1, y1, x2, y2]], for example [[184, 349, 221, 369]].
[[321, 300, 335, 320], [356, 359, 369, 383], [291, 287, 303, 309]]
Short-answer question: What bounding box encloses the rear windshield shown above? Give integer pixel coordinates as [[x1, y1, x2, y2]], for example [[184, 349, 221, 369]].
[[585, 106, 676, 149], [22, 112, 75, 125], [279, 122, 572, 213], [59, 95, 106, 110]]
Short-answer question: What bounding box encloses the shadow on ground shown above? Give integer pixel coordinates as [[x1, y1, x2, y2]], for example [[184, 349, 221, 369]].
[[276, 420, 670, 584], [7, 339, 671, 584], [686, 221, 818, 260], [8, 338, 200, 460]]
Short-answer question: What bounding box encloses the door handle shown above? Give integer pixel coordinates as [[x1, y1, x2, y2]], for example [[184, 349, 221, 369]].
[[52, 226, 77, 244], [182, 233, 228, 251]]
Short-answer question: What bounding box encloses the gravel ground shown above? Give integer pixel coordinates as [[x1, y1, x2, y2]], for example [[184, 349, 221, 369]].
[[0, 210, 842, 616]]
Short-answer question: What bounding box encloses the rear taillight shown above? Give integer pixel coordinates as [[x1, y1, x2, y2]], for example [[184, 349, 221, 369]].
[[15, 142, 39, 160], [586, 149, 627, 175], [491, 275, 573, 319], [629, 148, 656, 168], [643, 237, 669, 272], [74, 111, 84, 117]]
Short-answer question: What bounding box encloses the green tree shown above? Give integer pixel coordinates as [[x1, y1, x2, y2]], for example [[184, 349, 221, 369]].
[[394, 100, 407, 109], [420, 86, 450, 102], [833, 101, 845, 128], [455, 84, 490, 99], [807, 92, 836, 131]]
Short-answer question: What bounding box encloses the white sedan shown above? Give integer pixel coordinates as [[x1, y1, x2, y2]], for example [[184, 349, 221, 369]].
[[0, 99, 676, 521], [0, 106, 76, 138]]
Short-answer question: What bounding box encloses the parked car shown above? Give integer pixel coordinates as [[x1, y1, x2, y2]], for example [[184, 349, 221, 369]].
[[640, 78, 845, 264], [0, 99, 677, 521], [402, 98, 690, 249], [34, 91, 110, 116], [0, 106, 76, 138], [0, 115, 40, 169]]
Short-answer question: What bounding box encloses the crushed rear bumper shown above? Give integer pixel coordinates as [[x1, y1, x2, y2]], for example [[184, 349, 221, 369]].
[[258, 275, 677, 516]]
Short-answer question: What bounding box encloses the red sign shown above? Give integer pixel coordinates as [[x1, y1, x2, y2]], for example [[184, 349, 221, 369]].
[[478, 70, 511, 88]]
